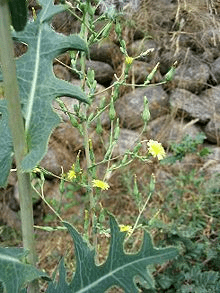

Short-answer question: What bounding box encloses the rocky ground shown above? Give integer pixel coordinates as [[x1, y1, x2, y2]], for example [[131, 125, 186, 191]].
[[1, 0, 220, 292]]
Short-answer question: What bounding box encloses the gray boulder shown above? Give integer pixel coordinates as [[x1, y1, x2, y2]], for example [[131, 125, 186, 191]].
[[116, 85, 169, 129], [171, 60, 210, 93], [169, 88, 211, 124], [147, 115, 203, 147]]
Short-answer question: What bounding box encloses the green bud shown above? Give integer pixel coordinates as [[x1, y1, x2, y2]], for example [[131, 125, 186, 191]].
[[101, 22, 112, 39], [74, 104, 80, 114], [149, 174, 156, 193], [79, 2, 86, 12], [99, 207, 105, 223], [133, 142, 142, 154], [75, 151, 81, 174], [112, 84, 120, 101], [70, 115, 79, 128], [96, 117, 103, 135], [114, 118, 120, 141], [109, 98, 116, 120], [133, 175, 141, 206], [88, 112, 95, 122], [164, 62, 177, 82], [87, 2, 95, 16], [120, 40, 127, 53], [89, 139, 95, 163], [87, 69, 95, 84], [59, 176, 65, 193], [115, 21, 122, 36], [121, 153, 128, 165], [99, 97, 106, 110], [142, 96, 151, 123], [145, 62, 159, 84]]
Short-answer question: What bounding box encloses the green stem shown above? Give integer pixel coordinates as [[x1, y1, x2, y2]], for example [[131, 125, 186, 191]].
[[125, 191, 153, 243], [0, 1, 38, 292]]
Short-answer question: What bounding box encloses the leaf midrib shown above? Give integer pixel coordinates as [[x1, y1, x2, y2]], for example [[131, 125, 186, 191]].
[[25, 26, 42, 132], [24, 1, 51, 132], [75, 249, 176, 293]]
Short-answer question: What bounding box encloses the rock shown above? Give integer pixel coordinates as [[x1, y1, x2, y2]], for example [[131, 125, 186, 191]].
[[147, 115, 203, 147], [205, 145, 220, 162], [0, 201, 21, 230], [0, 184, 21, 230], [53, 96, 79, 123], [199, 86, 220, 113], [169, 153, 202, 174], [112, 128, 140, 157], [200, 145, 220, 175], [130, 61, 162, 84], [115, 86, 169, 129], [171, 60, 210, 93], [204, 116, 220, 144], [40, 139, 73, 176], [114, 60, 162, 97], [200, 29, 220, 52], [72, 60, 114, 85], [155, 169, 173, 184], [41, 118, 103, 176], [85, 60, 114, 85], [210, 57, 220, 84], [169, 88, 211, 124], [89, 40, 122, 69], [53, 64, 71, 81], [54, 52, 71, 66], [198, 86, 220, 143], [52, 122, 84, 152], [52, 12, 80, 35], [127, 39, 158, 63]]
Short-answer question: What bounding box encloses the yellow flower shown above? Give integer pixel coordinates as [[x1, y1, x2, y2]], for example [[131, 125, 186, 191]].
[[67, 164, 76, 180], [125, 56, 134, 65], [92, 179, 110, 190], [119, 224, 133, 234], [147, 139, 166, 160]]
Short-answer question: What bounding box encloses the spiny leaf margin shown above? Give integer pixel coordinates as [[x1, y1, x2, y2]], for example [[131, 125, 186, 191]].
[[46, 214, 178, 293], [0, 0, 89, 185]]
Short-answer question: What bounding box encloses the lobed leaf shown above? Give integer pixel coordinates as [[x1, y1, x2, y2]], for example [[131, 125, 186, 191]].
[[46, 215, 178, 293], [0, 0, 88, 185], [0, 247, 49, 293]]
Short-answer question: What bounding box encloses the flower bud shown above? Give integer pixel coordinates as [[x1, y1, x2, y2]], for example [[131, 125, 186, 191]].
[[142, 96, 150, 123], [114, 118, 120, 141], [109, 98, 116, 120]]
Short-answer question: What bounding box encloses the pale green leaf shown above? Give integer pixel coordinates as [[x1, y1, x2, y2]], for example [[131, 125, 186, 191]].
[[0, 0, 88, 182], [46, 215, 178, 293], [0, 247, 49, 293], [0, 100, 13, 188]]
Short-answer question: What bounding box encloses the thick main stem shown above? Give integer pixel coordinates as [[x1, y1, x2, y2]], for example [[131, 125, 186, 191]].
[[0, 1, 38, 291]]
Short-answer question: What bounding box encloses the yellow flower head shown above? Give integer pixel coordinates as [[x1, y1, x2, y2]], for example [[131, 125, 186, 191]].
[[147, 139, 166, 160], [67, 164, 76, 180], [119, 224, 133, 234], [125, 56, 134, 65], [92, 179, 110, 190]]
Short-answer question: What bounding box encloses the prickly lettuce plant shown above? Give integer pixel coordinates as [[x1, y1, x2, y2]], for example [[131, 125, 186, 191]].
[[0, 0, 178, 292]]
